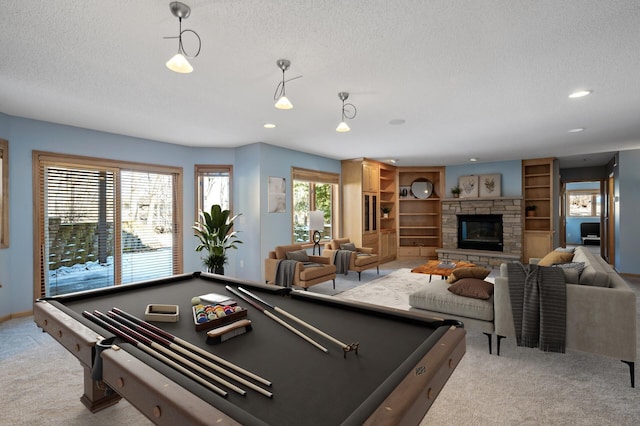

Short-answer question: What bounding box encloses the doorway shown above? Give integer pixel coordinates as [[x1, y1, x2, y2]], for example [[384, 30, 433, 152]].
[[560, 180, 609, 261]]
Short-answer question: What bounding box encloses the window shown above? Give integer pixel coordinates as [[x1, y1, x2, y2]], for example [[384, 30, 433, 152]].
[[195, 165, 232, 219], [0, 139, 8, 248], [567, 189, 601, 217], [33, 152, 183, 297], [292, 168, 340, 244]]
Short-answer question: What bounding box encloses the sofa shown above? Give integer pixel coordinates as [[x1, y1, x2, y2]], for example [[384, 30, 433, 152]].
[[409, 246, 637, 386], [265, 244, 337, 290], [323, 237, 380, 280], [495, 246, 636, 386]]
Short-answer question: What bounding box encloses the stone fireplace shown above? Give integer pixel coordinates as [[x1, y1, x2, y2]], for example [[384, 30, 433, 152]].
[[438, 197, 523, 268]]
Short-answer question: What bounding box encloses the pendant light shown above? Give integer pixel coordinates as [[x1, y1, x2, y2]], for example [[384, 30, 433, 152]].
[[336, 92, 357, 132], [164, 2, 201, 74], [273, 59, 302, 109]]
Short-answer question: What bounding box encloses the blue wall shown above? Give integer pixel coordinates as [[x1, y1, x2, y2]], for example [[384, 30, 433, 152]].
[[565, 181, 600, 245], [618, 150, 640, 274], [445, 160, 522, 197], [0, 114, 339, 317], [1, 112, 639, 318]]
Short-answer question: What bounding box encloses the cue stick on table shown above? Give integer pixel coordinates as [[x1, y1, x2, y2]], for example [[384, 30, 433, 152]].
[[82, 311, 228, 398], [106, 310, 273, 398], [91, 310, 247, 396], [237, 286, 359, 357], [225, 286, 329, 354], [111, 307, 272, 387]]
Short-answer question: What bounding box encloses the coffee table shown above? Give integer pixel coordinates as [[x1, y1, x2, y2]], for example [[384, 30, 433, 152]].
[[411, 260, 476, 282]]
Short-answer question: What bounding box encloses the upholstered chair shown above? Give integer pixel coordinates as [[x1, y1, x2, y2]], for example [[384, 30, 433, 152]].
[[265, 244, 337, 290], [324, 238, 380, 280]]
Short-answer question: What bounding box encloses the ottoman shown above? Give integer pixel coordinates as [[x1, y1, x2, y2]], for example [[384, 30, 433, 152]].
[[409, 280, 495, 335]]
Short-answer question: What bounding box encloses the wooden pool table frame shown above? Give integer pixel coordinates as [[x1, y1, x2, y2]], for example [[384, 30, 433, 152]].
[[33, 272, 465, 425]]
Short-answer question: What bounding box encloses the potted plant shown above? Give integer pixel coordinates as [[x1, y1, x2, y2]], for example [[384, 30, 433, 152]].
[[193, 204, 242, 275], [381, 205, 392, 218], [525, 205, 537, 217], [451, 185, 462, 198]]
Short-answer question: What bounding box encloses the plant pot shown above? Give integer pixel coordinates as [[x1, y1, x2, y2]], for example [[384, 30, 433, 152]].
[[526, 210, 535, 217], [209, 266, 225, 275], [452, 193, 460, 198], [383, 213, 389, 218]]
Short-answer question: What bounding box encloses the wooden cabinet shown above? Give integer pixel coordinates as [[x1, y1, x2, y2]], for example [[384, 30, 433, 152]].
[[522, 158, 556, 259], [362, 162, 379, 192], [397, 167, 445, 260], [341, 158, 396, 262], [380, 231, 397, 260]]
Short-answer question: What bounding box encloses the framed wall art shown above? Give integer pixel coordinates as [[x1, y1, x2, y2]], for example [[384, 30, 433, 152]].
[[268, 176, 286, 213], [479, 174, 501, 197], [458, 175, 479, 198]]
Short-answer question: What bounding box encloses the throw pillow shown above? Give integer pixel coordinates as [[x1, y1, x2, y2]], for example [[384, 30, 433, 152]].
[[340, 242, 357, 251], [285, 250, 310, 262], [553, 261, 586, 275], [448, 278, 494, 300], [446, 267, 491, 283], [538, 250, 574, 266], [554, 246, 575, 253]]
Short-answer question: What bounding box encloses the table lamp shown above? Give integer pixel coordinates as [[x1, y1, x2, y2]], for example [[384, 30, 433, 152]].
[[309, 210, 324, 255]]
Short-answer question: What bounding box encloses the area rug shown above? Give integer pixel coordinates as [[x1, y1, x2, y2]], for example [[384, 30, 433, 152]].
[[336, 268, 431, 310]]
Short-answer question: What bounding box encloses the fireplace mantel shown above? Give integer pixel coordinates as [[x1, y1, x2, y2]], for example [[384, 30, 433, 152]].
[[443, 196, 523, 202]]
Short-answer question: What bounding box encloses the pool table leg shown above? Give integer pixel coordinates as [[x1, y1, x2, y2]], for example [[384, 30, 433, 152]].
[[80, 365, 122, 412]]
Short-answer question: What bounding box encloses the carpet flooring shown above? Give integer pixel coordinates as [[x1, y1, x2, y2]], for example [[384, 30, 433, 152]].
[[1, 265, 639, 425]]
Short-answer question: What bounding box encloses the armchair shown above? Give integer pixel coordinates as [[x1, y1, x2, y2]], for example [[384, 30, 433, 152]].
[[265, 244, 337, 290], [324, 238, 380, 280]]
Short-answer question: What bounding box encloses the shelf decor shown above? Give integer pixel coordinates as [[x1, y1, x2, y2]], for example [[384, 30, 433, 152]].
[[479, 174, 501, 197], [458, 175, 478, 198]]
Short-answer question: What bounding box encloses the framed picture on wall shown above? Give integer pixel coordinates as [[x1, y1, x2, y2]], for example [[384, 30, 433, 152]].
[[479, 174, 501, 197], [459, 175, 479, 198], [268, 176, 286, 213]]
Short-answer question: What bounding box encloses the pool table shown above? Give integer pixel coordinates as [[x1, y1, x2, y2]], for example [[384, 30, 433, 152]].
[[34, 272, 465, 425]]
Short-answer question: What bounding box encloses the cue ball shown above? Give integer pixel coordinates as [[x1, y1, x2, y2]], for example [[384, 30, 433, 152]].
[[191, 297, 200, 306]]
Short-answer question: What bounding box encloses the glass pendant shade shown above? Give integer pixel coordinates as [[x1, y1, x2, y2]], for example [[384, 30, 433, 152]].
[[166, 52, 193, 73], [275, 96, 293, 110], [336, 121, 351, 132]]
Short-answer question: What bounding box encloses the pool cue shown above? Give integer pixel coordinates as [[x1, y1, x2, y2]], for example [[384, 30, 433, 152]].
[[225, 286, 329, 354], [82, 311, 228, 398], [92, 310, 247, 396], [111, 307, 272, 387], [238, 286, 359, 357], [106, 310, 273, 398]]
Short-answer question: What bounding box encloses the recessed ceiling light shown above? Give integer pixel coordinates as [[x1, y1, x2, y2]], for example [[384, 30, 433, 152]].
[[568, 128, 585, 133], [389, 119, 406, 125], [568, 90, 592, 98], [469, 158, 478, 162], [263, 123, 276, 129]]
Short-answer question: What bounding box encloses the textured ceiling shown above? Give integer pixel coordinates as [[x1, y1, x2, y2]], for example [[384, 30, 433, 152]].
[[1, 0, 639, 168]]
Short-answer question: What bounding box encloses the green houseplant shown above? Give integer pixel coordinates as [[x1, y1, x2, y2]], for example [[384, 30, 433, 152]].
[[525, 204, 537, 217], [451, 185, 462, 198], [381, 205, 392, 217], [193, 204, 242, 275]]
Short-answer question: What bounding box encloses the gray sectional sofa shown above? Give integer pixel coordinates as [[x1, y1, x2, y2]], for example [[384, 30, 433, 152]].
[[495, 246, 636, 386], [409, 246, 637, 386]]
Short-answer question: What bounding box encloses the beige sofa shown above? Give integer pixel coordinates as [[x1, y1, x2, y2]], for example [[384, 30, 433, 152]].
[[494, 246, 636, 387]]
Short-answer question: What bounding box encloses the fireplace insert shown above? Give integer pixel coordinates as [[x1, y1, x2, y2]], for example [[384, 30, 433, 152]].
[[458, 214, 503, 251]]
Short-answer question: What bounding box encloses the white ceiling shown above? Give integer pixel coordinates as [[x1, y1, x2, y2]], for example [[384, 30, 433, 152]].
[[1, 0, 639, 168]]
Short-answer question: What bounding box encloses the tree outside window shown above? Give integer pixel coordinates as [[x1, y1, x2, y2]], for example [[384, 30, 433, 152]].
[[567, 190, 601, 217], [291, 168, 339, 244]]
